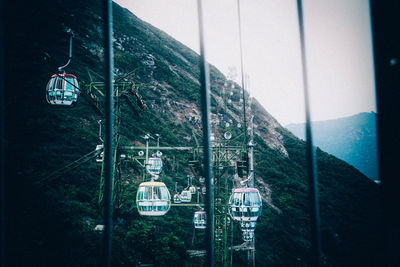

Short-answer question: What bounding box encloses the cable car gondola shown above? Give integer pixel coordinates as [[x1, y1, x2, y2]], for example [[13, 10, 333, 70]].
[[46, 73, 79, 106], [136, 181, 171, 216], [180, 190, 192, 202], [189, 185, 197, 195], [173, 193, 182, 204], [193, 211, 207, 229], [229, 187, 262, 222], [95, 144, 104, 163], [201, 186, 206, 195], [46, 33, 80, 106], [173, 182, 181, 203], [146, 157, 163, 176]]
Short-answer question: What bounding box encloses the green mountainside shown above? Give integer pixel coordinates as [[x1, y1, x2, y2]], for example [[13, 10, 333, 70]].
[[286, 112, 379, 181], [5, 1, 382, 266]]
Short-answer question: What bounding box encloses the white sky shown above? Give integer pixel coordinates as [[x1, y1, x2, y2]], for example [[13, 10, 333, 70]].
[[113, 0, 376, 125]]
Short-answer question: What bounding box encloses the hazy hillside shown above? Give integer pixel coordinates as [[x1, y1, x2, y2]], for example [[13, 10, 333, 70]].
[[286, 112, 379, 181], [4, 1, 382, 266]]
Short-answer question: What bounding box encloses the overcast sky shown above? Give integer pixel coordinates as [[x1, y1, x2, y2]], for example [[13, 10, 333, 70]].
[[114, 0, 376, 125]]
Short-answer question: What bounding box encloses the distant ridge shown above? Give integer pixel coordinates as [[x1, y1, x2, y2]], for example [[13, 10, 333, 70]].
[[286, 112, 379, 180]]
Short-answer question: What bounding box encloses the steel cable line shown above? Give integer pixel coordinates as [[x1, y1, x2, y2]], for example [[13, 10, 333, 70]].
[[35, 148, 100, 186], [236, 0, 248, 148]]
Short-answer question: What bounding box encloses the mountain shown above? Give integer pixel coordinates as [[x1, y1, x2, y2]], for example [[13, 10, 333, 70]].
[[286, 112, 379, 181], [4, 0, 383, 266]]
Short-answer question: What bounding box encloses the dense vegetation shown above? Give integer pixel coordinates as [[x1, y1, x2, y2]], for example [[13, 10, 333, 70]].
[[4, 0, 383, 266]]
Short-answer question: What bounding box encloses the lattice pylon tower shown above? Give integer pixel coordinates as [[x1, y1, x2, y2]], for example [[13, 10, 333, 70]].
[[212, 142, 247, 267]]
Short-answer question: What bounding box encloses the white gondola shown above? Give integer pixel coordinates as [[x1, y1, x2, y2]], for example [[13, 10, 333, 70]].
[[173, 193, 182, 204], [94, 224, 105, 232], [146, 157, 163, 175], [201, 186, 206, 195], [46, 73, 79, 106], [180, 190, 192, 202], [189, 185, 197, 195], [242, 230, 255, 242], [95, 144, 104, 163], [136, 182, 171, 216], [193, 211, 207, 229], [224, 131, 232, 140], [229, 188, 262, 222]]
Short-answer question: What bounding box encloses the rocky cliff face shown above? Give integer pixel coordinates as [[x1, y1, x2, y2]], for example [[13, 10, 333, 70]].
[[109, 5, 289, 158]]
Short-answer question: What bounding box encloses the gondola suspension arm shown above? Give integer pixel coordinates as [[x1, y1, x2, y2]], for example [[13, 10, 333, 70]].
[[58, 32, 73, 73]]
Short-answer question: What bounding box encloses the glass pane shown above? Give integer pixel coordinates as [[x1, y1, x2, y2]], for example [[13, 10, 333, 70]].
[[143, 186, 151, 200], [243, 193, 250, 206], [56, 77, 63, 89], [65, 77, 75, 91], [160, 186, 169, 200]]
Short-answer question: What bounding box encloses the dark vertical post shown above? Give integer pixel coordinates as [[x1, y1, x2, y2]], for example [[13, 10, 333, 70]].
[[68, 33, 73, 58], [237, 0, 248, 145], [197, 0, 214, 266], [103, 0, 114, 266], [370, 0, 400, 265], [0, 0, 5, 265], [296, 1, 322, 266]]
